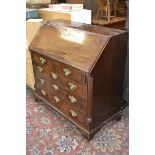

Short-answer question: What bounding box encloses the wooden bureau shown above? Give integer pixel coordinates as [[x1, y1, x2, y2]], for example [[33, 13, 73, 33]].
[[29, 20, 128, 140]]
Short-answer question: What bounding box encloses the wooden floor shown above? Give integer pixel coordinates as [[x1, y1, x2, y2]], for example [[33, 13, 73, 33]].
[[92, 17, 126, 30]]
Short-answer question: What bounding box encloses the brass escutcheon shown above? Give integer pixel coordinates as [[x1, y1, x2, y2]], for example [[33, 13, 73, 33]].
[[41, 89, 46, 96], [40, 79, 45, 85], [69, 95, 77, 103], [69, 109, 77, 117], [51, 72, 57, 80], [40, 57, 46, 64], [37, 66, 43, 73], [52, 84, 58, 91], [68, 82, 77, 90], [54, 96, 60, 103], [63, 68, 71, 76]]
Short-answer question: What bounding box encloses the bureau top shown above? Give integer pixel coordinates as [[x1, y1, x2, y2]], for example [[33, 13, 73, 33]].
[[29, 19, 126, 73]]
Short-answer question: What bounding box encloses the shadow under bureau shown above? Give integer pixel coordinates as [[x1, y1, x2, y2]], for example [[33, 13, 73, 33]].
[[29, 20, 128, 140]]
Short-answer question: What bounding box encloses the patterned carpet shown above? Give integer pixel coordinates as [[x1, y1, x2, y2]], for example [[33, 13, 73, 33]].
[[26, 87, 129, 155]]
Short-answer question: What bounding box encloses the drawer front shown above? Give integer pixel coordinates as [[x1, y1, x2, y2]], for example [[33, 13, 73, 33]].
[[34, 72, 87, 112], [33, 65, 87, 99], [31, 51, 86, 84], [56, 63, 85, 85], [50, 81, 87, 112], [34, 72, 87, 129], [50, 96, 87, 129], [34, 73, 51, 101]]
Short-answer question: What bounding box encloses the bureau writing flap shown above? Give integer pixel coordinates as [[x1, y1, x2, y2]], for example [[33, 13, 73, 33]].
[[29, 19, 126, 73]]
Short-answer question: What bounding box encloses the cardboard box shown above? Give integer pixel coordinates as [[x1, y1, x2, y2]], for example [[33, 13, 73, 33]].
[[26, 8, 38, 20], [38, 8, 91, 24], [26, 19, 43, 89]]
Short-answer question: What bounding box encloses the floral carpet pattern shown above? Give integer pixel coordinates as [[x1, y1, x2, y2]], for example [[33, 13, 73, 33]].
[[26, 88, 129, 155]]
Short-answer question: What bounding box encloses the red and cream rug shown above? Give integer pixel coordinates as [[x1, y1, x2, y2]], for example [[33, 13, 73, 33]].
[[26, 88, 129, 155]]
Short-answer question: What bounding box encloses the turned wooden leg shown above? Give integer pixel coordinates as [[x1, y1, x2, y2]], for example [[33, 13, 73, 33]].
[[107, 2, 111, 22], [114, 0, 117, 16], [96, 10, 101, 19], [106, 6, 108, 20]]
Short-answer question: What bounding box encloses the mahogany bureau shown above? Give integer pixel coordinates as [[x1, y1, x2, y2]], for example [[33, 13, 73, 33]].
[[29, 20, 128, 140]]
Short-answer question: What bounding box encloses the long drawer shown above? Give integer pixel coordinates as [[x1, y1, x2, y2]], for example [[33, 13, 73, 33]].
[[33, 64, 87, 99], [35, 83, 87, 129], [34, 72, 87, 112], [56, 99, 88, 129]]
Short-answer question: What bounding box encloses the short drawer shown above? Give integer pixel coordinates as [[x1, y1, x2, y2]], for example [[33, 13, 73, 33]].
[[55, 62, 86, 84], [31, 52, 55, 75], [31, 51, 86, 84], [33, 65, 87, 99]]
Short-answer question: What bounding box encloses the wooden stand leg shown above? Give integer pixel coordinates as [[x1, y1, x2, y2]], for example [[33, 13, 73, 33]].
[[96, 10, 102, 19], [107, 2, 111, 22], [114, 0, 117, 16]]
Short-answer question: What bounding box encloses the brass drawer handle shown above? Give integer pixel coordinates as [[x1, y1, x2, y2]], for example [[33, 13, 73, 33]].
[[54, 96, 60, 103], [40, 79, 45, 85], [41, 89, 46, 96], [51, 72, 57, 80], [69, 109, 77, 117], [52, 84, 58, 91], [40, 57, 46, 64], [69, 95, 77, 104], [63, 68, 71, 76], [37, 66, 43, 73], [68, 82, 77, 90]]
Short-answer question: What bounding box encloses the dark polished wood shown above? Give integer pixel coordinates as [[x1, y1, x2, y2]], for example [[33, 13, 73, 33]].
[[29, 20, 123, 73], [29, 20, 128, 140], [92, 17, 126, 30], [34, 71, 87, 112], [33, 64, 87, 98], [32, 51, 86, 84]]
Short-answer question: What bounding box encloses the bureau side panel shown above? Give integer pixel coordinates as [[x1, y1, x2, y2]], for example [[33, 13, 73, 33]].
[[91, 32, 128, 129]]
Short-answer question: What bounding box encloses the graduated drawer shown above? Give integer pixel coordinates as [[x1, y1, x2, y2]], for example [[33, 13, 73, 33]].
[[31, 51, 86, 84], [34, 72, 87, 112], [34, 76, 87, 129], [33, 64, 87, 99], [49, 80, 87, 112], [49, 95, 87, 129], [34, 72, 52, 101]]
